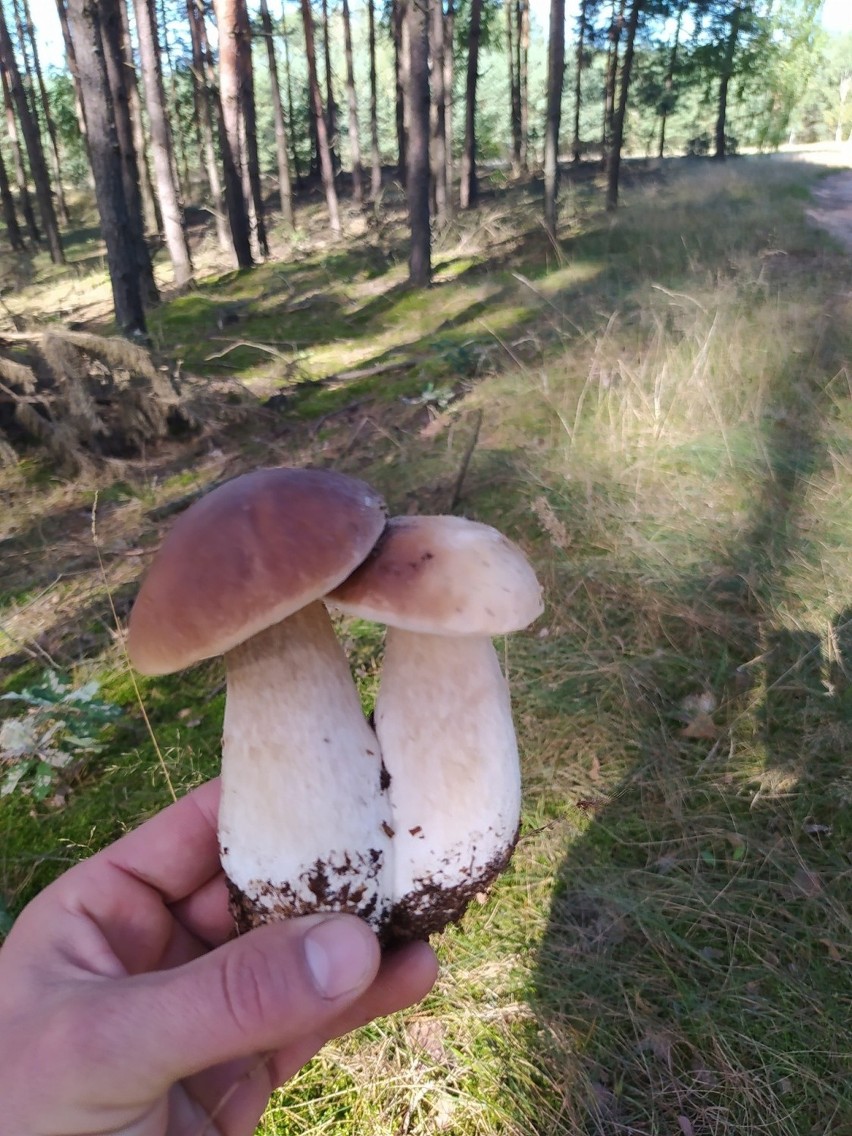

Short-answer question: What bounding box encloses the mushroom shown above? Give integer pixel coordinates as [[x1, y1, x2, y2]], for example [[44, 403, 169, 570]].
[[327, 514, 543, 940], [126, 467, 396, 933]]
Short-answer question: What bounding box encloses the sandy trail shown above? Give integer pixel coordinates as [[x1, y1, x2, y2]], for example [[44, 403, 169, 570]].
[[806, 168, 852, 251]]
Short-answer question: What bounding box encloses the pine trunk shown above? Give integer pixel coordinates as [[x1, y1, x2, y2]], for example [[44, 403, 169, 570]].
[[133, 0, 193, 285], [543, 0, 565, 235], [99, 0, 158, 300], [214, 0, 257, 264], [459, 0, 482, 209], [158, 0, 191, 197], [0, 66, 39, 242], [300, 0, 341, 232], [429, 0, 447, 222], [602, 0, 625, 165], [0, 5, 64, 263], [187, 0, 235, 256], [0, 145, 24, 250], [281, 2, 301, 188], [236, 0, 269, 257], [55, 0, 88, 145], [367, 0, 381, 198], [321, 0, 338, 169], [605, 0, 641, 210], [259, 0, 294, 226], [22, 0, 70, 225], [443, 0, 454, 212], [392, 0, 406, 181], [517, 0, 528, 170], [715, 6, 741, 160], [406, 0, 430, 285], [118, 0, 160, 233], [64, 0, 148, 334], [506, 0, 521, 176], [341, 0, 363, 207], [658, 0, 684, 159], [571, 0, 587, 162]]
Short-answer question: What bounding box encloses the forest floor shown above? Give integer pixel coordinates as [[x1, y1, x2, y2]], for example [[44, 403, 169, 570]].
[[1, 151, 850, 1136]]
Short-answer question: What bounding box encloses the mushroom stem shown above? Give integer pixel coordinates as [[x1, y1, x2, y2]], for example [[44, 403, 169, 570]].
[[375, 628, 522, 940], [219, 600, 394, 932]]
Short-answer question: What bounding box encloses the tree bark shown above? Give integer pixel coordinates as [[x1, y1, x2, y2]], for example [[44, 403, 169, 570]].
[[430, 0, 447, 221], [22, 0, 70, 225], [443, 0, 453, 213], [715, 5, 741, 160], [187, 0, 230, 251], [215, 0, 263, 261], [459, 0, 482, 209], [517, 0, 528, 170], [55, 0, 88, 146], [158, 0, 191, 197], [259, 0, 294, 226], [506, 0, 521, 176], [543, 0, 565, 235], [0, 4, 64, 263], [281, 0, 301, 188], [658, 0, 684, 158], [367, 0, 381, 198], [341, 0, 363, 206], [99, 0, 158, 300], [321, 0, 338, 169], [133, 0, 193, 285], [237, 0, 269, 257], [118, 0, 160, 234], [406, 0, 430, 285], [605, 0, 641, 210], [571, 0, 587, 162], [64, 0, 147, 334], [0, 65, 39, 242], [300, 0, 341, 233], [602, 0, 625, 165], [392, 0, 406, 181], [0, 145, 24, 250]]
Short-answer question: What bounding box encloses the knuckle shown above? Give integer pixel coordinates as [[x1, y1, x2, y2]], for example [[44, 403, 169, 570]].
[[219, 940, 288, 1040]]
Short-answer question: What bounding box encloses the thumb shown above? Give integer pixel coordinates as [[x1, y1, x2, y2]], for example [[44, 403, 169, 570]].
[[115, 914, 381, 1088]]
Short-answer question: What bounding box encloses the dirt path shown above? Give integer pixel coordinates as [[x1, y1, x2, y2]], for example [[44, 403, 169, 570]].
[[806, 169, 852, 251]]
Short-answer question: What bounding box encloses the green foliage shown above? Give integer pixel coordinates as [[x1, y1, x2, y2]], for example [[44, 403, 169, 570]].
[[0, 671, 122, 801]]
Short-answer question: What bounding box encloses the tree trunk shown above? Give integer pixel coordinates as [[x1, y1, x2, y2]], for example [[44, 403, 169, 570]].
[[214, 0, 258, 263], [11, 0, 39, 135], [601, 0, 625, 164], [321, 0, 338, 169], [517, 0, 529, 170], [301, 0, 341, 233], [392, 0, 406, 181], [443, 0, 454, 213], [55, 0, 88, 146], [430, 0, 447, 222], [0, 145, 24, 250], [459, 0, 482, 209], [506, 0, 521, 176], [259, 0, 294, 226], [99, 0, 158, 300], [0, 5, 64, 263], [281, 0, 301, 188], [0, 65, 39, 242], [543, 0, 565, 235], [367, 0, 381, 199], [118, 0, 160, 234], [571, 0, 587, 162], [187, 0, 230, 251], [22, 0, 70, 225], [715, 5, 741, 160], [64, 0, 148, 334], [341, 0, 363, 207], [406, 0, 430, 285], [158, 0, 191, 197], [133, 0, 193, 285], [658, 0, 684, 159], [605, 0, 641, 210], [232, 0, 269, 258]]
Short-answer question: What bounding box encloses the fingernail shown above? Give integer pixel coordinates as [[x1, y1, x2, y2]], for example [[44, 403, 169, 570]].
[[304, 917, 377, 999]]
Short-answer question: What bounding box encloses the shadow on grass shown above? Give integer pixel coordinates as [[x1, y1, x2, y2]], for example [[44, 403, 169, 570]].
[[525, 296, 851, 1131]]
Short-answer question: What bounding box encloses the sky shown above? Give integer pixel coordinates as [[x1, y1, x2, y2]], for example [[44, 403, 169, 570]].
[[24, 0, 852, 75]]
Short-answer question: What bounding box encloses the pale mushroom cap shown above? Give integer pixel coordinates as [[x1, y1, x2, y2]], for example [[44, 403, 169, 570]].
[[127, 467, 387, 675], [328, 514, 543, 636]]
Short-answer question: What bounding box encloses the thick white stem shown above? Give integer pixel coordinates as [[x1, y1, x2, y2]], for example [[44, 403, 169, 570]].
[[220, 601, 394, 930], [375, 628, 521, 937]]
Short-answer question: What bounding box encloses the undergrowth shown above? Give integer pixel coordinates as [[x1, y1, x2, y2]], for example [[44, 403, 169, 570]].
[[1, 155, 850, 1135]]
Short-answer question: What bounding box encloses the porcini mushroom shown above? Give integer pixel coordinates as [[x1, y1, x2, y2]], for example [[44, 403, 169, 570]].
[[126, 467, 395, 932], [327, 514, 543, 940]]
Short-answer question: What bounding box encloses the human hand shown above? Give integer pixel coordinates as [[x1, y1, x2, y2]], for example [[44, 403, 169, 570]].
[[0, 779, 438, 1136]]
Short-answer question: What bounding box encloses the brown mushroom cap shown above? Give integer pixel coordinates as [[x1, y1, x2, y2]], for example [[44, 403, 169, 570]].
[[127, 467, 387, 675], [327, 514, 543, 635]]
